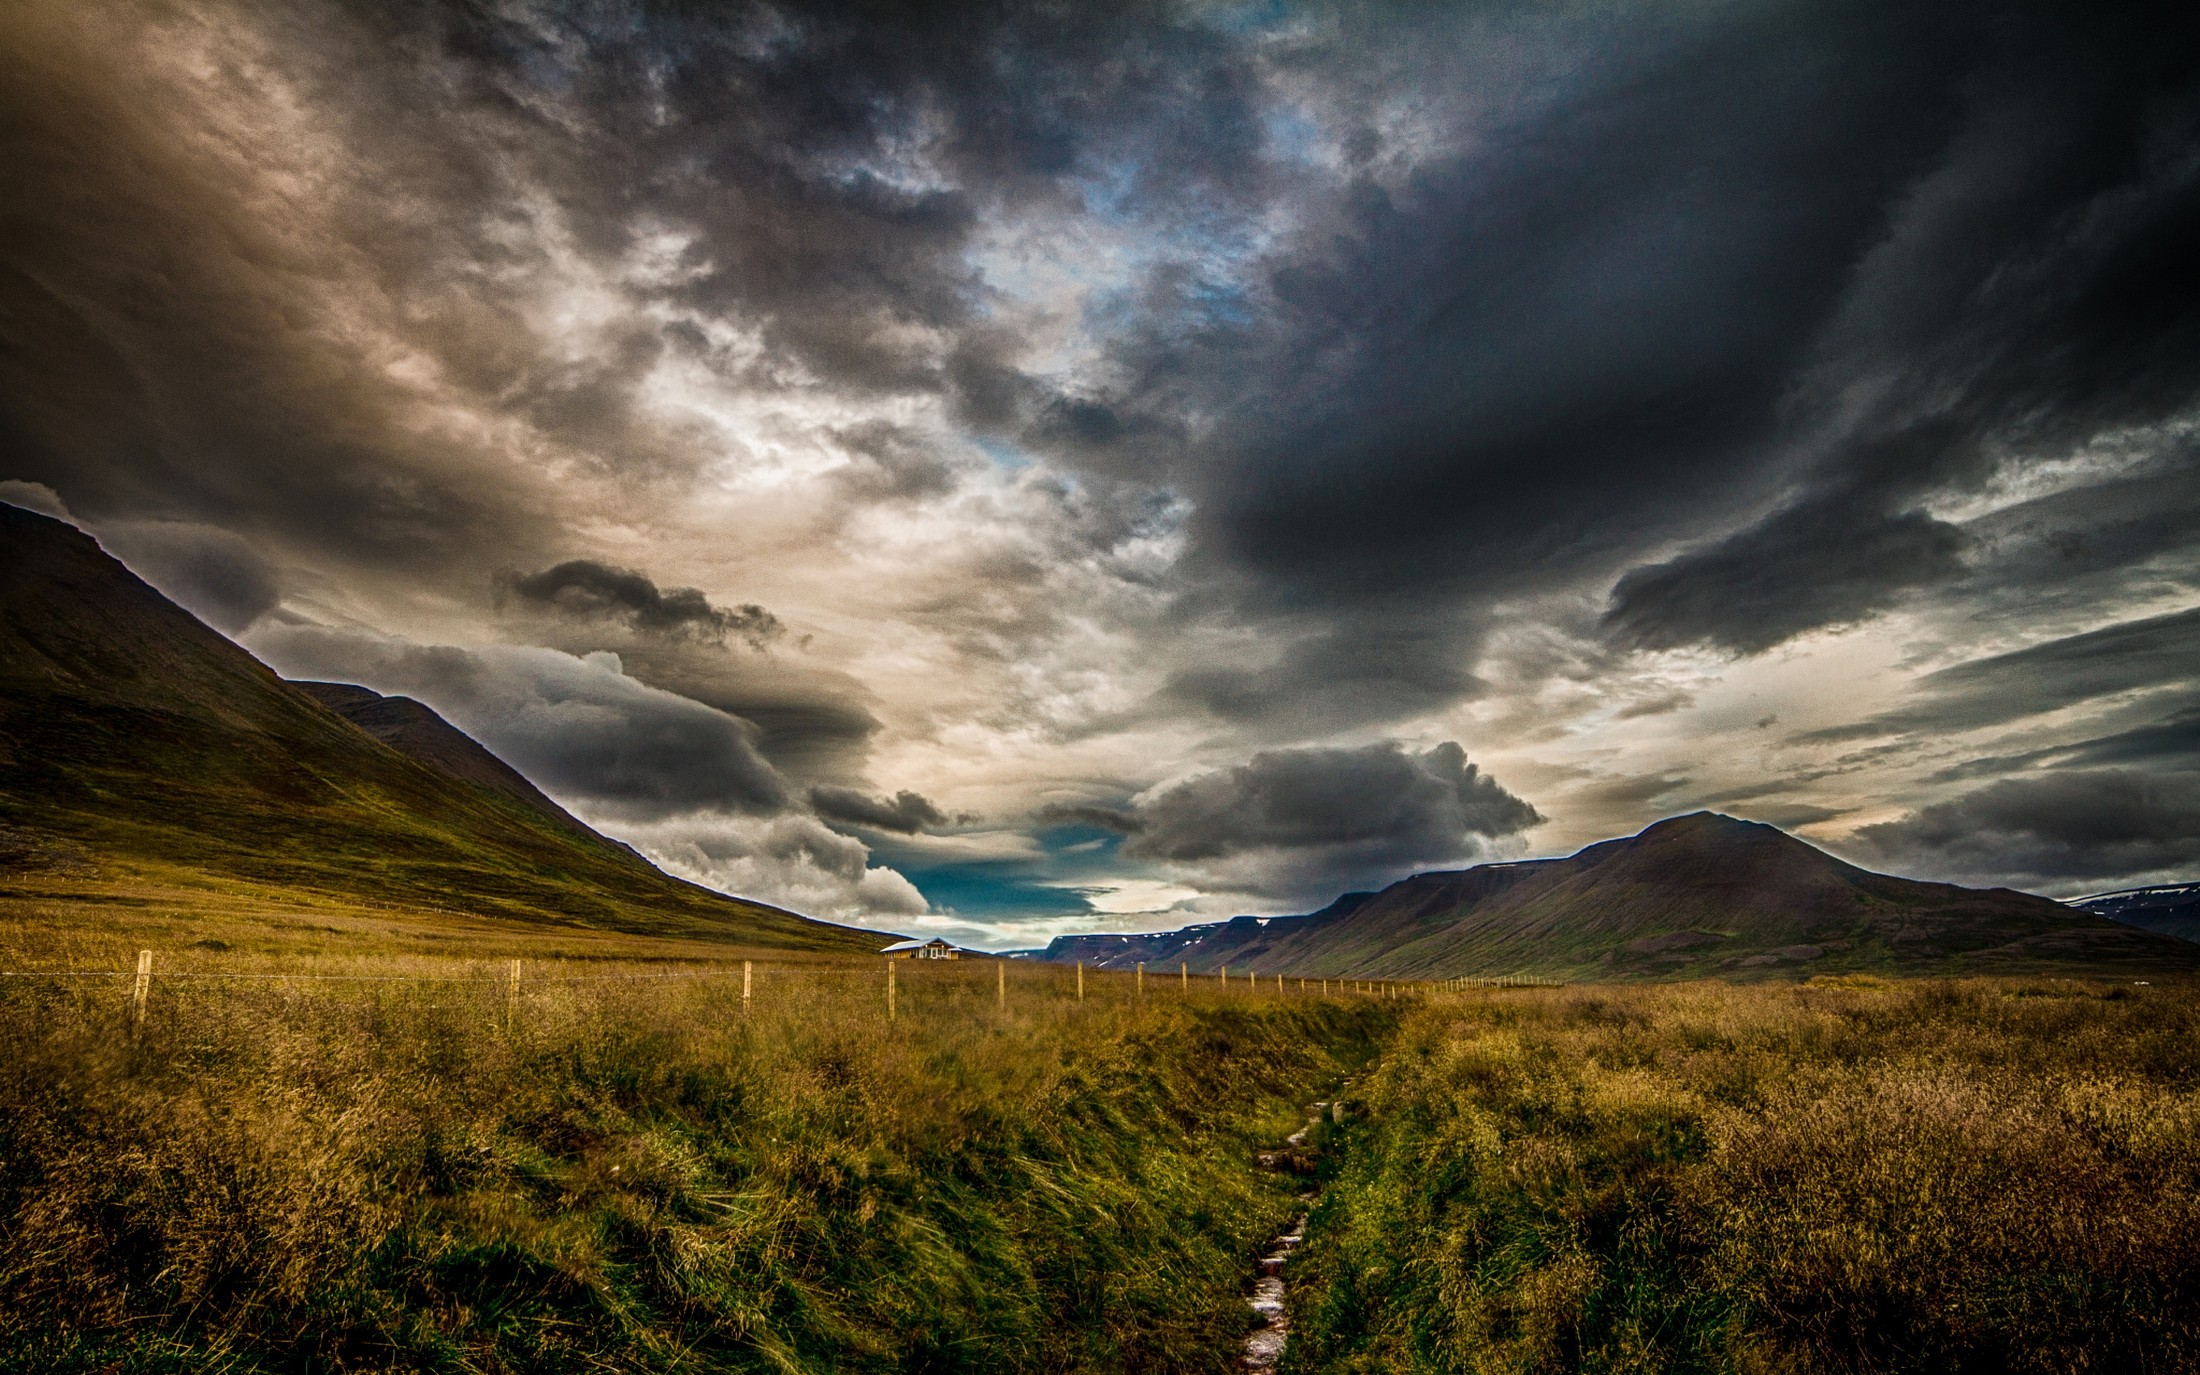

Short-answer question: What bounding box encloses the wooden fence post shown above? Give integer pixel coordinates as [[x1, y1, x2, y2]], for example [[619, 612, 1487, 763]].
[[887, 957, 897, 1022], [130, 949, 152, 1032], [507, 958, 520, 1033], [1220, 964, 1227, 988], [742, 959, 752, 1013], [1136, 961, 1144, 999], [1076, 961, 1085, 1002], [1180, 961, 1188, 992], [998, 958, 1006, 1013]]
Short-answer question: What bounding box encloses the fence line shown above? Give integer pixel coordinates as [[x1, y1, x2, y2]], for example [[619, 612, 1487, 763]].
[[0, 955, 1563, 1022]]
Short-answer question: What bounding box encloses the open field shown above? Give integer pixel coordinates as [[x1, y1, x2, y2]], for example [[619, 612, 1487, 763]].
[[11, 891, 2200, 1375], [0, 927, 1395, 1374], [1286, 977, 2200, 1374]]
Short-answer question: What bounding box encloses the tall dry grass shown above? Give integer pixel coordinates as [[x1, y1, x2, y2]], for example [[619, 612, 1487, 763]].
[[1284, 978, 2200, 1374], [0, 956, 1392, 1372]]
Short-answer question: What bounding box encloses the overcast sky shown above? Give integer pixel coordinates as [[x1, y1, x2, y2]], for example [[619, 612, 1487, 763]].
[[6, 0, 2198, 946]]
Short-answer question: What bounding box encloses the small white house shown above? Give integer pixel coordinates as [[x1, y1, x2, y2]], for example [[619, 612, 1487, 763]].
[[881, 937, 960, 960]]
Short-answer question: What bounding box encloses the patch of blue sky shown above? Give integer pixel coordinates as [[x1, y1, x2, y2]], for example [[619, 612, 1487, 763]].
[[1263, 104, 1329, 167], [1073, 158, 1147, 228], [1081, 265, 1256, 341], [974, 436, 1033, 472], [895, 862, 1100, 921], [1036, 823, 1128, 854], [1179, 274, 1258, 330], [1198, 0, 1297, 38]]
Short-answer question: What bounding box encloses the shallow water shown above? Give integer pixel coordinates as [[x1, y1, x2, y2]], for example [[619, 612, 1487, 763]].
[[1244, 1098, 1329, 1372]]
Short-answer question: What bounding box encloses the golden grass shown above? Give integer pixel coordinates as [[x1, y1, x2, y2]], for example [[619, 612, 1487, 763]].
[[0, 930, 1395, 1373], [1285, 978, 2200, 1374]]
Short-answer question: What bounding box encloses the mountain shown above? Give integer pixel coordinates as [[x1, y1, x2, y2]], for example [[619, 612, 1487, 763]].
[[1045, 813, 2200, 980], [2072, 883, 2200, 943], [0, 501, 881, 952], [289, 680, 607, 843]]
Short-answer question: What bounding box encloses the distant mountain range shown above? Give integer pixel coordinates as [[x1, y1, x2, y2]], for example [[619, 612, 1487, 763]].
[[1044, 812, 2200, 980], [0, 501, 882, 952], [2071, 883, 2200, 944]]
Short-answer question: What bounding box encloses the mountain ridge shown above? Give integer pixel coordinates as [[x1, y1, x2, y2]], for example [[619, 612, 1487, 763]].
[[1045, 812, 2198, 980], [0, 501, 884, 953], [2073, 882, 2200, 944], [289, 680, 610, 846]]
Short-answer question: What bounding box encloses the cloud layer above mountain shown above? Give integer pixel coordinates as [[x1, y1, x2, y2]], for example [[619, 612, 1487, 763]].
[[6, 0, 2199, 932]]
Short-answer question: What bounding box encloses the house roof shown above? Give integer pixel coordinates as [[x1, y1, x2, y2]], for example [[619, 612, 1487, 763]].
[[880, 938, 951, 952]]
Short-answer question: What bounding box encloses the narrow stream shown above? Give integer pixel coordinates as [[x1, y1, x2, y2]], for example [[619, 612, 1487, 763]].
[[1245, 1093, 1336, 1372]]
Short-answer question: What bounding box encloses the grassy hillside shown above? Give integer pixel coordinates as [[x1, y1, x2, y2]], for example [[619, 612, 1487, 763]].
[[1055, 815, 2200, 982], [1287, 978, 2200, 1373], [0, 959, 1391, 1372], [0, 502, 876, 953], [291, 679, 611, 844]]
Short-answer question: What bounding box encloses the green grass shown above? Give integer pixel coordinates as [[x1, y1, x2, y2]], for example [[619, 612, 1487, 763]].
[[0, 691, 875, 952], [1283, 978, 2200, 1374], [0, 956, 1393, 1373]]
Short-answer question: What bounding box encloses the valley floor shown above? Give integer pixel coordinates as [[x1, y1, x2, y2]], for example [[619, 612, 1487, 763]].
[[1284, 977, 2200, 1374], [5, 920, 2195, 1373], [0, 934, 1391, 1374]]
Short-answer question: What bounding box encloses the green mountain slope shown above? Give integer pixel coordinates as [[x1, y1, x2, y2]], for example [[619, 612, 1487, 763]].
[[0, 502, 880, 952], [1049, 813, 2200, 980], [289, 680, 608, 844]]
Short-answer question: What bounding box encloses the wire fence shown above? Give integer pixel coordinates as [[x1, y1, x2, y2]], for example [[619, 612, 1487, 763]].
[[0, 953, 1558, 1035]]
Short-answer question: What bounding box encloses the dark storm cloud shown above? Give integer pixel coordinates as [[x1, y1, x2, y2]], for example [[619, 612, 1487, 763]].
[[1124, 741, 1540, 864], [1604, 508, 1968, 655], [8, 1, 2198, 715], [2053, 711, 2200, 772], [7, 0, 2200, 916], [1037, 804, 1143, 836], [92, 520, 283, 634], [1930, 707, 2200, 783], [1103, 0, 1987, 709], [1856, 769, 2200, 888], [253, 629, 792, 821], [1599, 8, 2200, 654], [503, 561, 784, 648], [0, 2, 580, 572], [1164, 613, 1485, 733], [1808, 605, 2200, 743], [809, 785, 947, 835]]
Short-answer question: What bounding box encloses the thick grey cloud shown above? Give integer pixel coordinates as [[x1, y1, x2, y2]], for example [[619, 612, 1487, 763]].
[[618, 812, 930, 921], [1117, 741, 1541, 905], [504, 560, 784, 648], [251, 628, 791, 821], [1605, 508, 1968, 655], [1809, 605, 2200, 744], [1596, 11, 2200, 655], [1856, 769, 2200, 890], [93, 520, 283, 634], [1039, 741, 1540, 905], [7, 0, 2200, 918], [1128, 740, 1537, 861], [8, 1, 2195, 687], [808, 785, 947, 835]]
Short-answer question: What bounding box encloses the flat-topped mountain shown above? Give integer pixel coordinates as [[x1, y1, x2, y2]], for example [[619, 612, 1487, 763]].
[[1047, 812, 2200, 980], [2074, 883, 2200, 944], [0, 501, 880, 951]]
